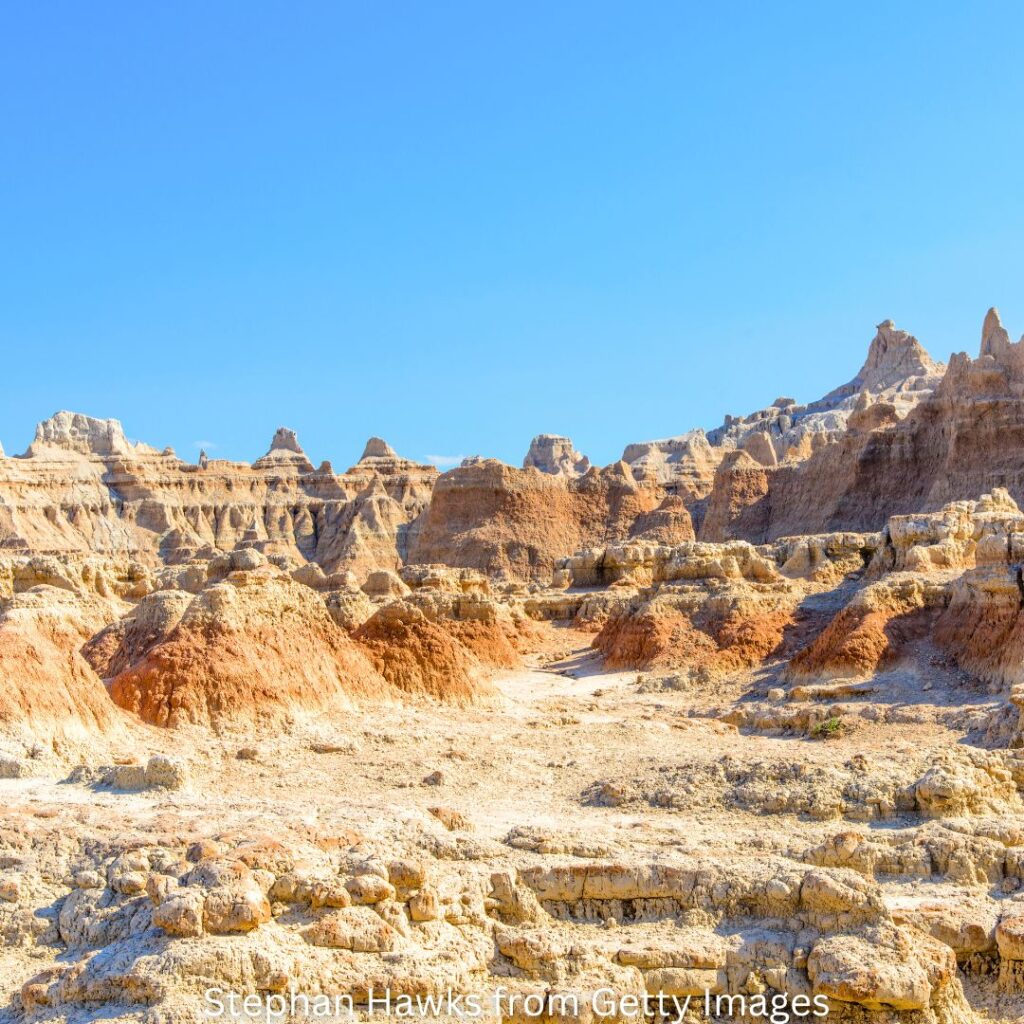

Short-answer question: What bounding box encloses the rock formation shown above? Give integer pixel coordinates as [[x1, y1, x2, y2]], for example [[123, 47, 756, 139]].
[[12, 310, 1024, 1024], [0, 418, 437, 583], [620, 320, 943, 503], [627, 494, 696, 544], [620, 429, 721, 497], [0, 588, 128, 751], [679, 311, 1024, 543], [106, 559, 394, 730], [354, 603, 490, 703], [25, 411, 147, 459], [409, 459, 662, 579], [522, 434, 591, 477], [0, 314, 1010, 588], [251, 426, 315, 473]]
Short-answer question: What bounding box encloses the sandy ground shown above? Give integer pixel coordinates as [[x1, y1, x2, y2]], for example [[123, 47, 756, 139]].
[[3, 624, 1022, 1020]]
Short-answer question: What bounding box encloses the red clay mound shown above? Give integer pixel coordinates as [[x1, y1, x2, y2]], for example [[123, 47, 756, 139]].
[[82, 589, 193, 679], [789, 578, 936, 679], [109, 573, 389, 730], [789, 606, 899, 679], [594, 593, 791, 674], [0, 589, 128, 750], [354, 604, 493, 703], [444, 618, 521, 669]]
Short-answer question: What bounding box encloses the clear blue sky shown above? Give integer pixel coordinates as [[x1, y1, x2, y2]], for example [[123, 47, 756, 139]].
[[1, 3, 1022, 468]]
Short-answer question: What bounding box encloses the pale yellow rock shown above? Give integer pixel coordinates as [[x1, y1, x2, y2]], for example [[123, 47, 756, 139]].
[[409, 888, 441, 921], [152, 891, 205, 938], [644, 967, 725, 997], [202, 886, 271, 934], [345, 873, 396, 905], [304, 906, 400, 951]]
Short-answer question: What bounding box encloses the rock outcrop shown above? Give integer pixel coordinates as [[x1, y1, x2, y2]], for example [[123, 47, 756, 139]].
[[25, 411, 146, 459], [704, 319, 943, 463], [251, 426, 315, 473], [522, 434, 590, 477], [0, 418, 437, 583], [578, 538, 823, 676], [704, 310, 1024, 542], [621, 320, 944, 504], [107, 561, 392, 730], [409, 459, 661, 579], [620, 429, 721, 497]]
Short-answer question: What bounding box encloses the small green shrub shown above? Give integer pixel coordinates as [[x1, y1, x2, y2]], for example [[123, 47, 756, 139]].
[[811, 716, 844, 740]]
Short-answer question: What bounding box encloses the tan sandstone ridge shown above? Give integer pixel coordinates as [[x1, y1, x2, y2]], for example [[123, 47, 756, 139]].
[[702, 310, 1024, 542], [0, 311, 1018, 586], [522, 434, 591, 477], [0, 418, 437, 580], [12, 311, 1024, 1023]]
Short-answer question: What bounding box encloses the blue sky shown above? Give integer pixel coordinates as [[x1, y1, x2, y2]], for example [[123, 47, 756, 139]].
[[1, 3, 1022, 468]]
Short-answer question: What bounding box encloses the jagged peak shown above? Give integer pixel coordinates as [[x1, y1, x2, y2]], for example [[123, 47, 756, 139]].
[[980, 306, 1012, 358], [856, 320, 938, 384], [269, 427, 304, 453], [523, 434, 590, 477], [360, 437, 398, 460], [793, 318, 944, 425], [26, 411, 136, 458], [349, 436, 436, 476], [252, 426, 313, 473]]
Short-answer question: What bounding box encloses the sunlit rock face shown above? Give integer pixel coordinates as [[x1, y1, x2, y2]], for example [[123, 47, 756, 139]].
[[523, 434, 591, 477], [0, 420, 438, 582]]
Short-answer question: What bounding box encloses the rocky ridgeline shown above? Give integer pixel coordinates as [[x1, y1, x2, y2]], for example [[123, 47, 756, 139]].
[[0, 310, 1019, 586], [0, 417, 439, 582], [618, 319, 943, 488]]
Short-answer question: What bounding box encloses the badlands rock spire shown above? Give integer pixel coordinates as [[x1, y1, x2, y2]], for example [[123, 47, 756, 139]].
[[981, 305, 1013, 358], [523, 434, 591, 477], [251, 426, 315, 473]]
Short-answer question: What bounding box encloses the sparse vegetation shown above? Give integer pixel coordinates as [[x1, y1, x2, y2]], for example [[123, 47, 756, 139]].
[[811, 716, 845, 740]]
